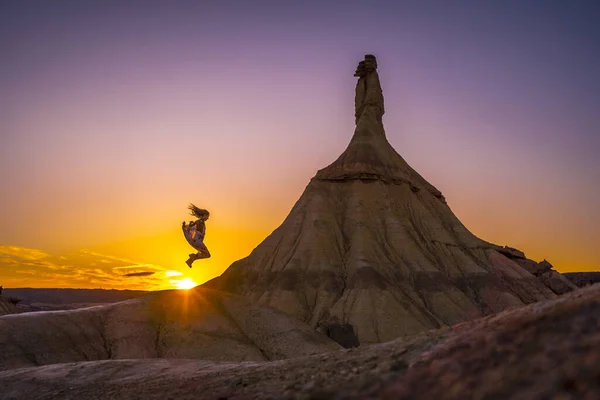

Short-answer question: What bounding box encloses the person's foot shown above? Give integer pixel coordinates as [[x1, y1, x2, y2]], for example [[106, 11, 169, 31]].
[[185, 257, 193, 268]]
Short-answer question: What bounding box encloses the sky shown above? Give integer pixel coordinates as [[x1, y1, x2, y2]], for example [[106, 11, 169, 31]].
[[1, 0, 599, 290]]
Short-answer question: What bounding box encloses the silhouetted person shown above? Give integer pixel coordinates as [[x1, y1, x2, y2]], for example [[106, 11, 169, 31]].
[[182, 204, 211, 268], [0, 286, 3, 296]]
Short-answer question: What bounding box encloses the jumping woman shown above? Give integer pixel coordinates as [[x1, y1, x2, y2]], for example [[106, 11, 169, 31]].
[[182, 204, 211, 268]]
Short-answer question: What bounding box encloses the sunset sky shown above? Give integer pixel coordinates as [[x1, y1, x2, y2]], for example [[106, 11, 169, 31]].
[[1, 1, 599, 290]]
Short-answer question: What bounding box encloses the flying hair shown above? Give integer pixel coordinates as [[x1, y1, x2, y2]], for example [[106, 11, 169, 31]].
[[188, 203, 210, 219]]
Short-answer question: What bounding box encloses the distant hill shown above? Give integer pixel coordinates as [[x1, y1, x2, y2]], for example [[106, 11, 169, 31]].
[[2, 288, 149, 311]]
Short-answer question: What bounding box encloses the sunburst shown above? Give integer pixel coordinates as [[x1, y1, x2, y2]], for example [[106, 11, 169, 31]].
[[174, 278, 197, 290]]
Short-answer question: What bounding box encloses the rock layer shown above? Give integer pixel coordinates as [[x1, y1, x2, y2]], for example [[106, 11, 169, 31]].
[[205, 54, 573, 346], [0, 287, 340, 371]]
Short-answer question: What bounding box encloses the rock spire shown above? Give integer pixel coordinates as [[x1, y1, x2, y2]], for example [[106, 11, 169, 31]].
[[204, 54, 574, 347]]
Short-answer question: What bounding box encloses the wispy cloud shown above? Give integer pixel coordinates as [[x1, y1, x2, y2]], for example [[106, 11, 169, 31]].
[[0, 245, 190, 290], [124, 271, 155, 277]]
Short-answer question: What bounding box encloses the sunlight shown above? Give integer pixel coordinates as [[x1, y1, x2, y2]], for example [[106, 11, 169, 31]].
[[174, 278, 197, 290]]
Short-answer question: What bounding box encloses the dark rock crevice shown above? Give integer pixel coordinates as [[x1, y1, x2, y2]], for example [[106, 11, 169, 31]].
[[321, 322, 359, 348]]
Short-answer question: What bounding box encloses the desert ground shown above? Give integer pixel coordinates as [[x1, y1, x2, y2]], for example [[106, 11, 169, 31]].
[[0, 283, 598, 399]]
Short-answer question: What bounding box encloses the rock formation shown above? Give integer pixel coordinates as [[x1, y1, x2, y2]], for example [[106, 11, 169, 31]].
[[503, 256, 577, 294], [563, 272, 600, 287], [0, 287, 340, 371], [205, 54, 575, 347]]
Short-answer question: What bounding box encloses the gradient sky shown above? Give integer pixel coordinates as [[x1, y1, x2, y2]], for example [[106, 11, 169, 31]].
[[1, 0, 599, 290]]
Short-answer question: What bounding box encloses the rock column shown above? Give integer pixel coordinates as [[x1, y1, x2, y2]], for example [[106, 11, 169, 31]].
[[354, 54, 384, 125]]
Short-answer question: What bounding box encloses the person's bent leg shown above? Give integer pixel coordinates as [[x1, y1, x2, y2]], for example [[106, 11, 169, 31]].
[[201, 248, 211, 259], [195, 243, 211, 259]]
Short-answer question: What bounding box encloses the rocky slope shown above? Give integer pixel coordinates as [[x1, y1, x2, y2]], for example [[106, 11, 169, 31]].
[[564, 272, 600, 287], [1, 284, 598, 400], [0, 287, 339, 371], [505, 257, 578, 294], [0, 297, 18, 316]]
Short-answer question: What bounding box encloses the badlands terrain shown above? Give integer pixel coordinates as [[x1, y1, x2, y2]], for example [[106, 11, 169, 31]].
[[1, 55, 597, 399]]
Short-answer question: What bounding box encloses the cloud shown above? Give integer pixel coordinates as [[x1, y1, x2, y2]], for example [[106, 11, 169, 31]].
[[0, 246, 50, 260], [123, 272, 155, 277], [0, 245, 187, 291]]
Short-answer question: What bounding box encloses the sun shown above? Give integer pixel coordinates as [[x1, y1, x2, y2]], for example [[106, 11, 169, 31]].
[[175, 278, 197, 290]]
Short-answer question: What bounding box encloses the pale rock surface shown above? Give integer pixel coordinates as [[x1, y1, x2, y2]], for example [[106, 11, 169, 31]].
[[205, 54, 573, 346], [0, 287, 340, 371]]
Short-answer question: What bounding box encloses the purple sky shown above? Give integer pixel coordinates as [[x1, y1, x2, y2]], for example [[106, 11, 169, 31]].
[[1, 0, 599, 287]]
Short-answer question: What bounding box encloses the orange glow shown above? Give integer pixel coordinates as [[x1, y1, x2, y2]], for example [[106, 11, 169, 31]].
[[174, 278, 197, 290], [88, 225, 274, 287]]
